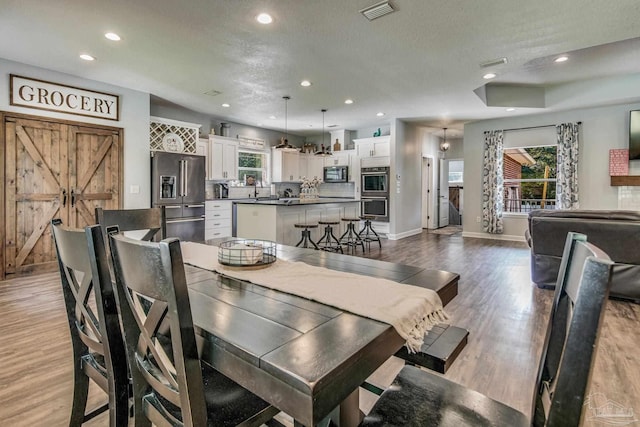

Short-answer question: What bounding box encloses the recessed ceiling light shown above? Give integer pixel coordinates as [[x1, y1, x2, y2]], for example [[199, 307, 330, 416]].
[[554, 55, 569, 63], [222, 103, 230, 108], [376, 112, 385, 117], [269, 115, 277, 120], [104, 32, 121, 41], [506, 108, 516, 112], [80, 54, 95, 61], [344, 99, 354, 104], [483, 73, 497, 79], [256, 13, 273, 24], [300, 80, 312, 87]]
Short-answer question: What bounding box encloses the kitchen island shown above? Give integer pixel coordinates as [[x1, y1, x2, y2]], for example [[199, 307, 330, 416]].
[[234, 198, 360, 246]]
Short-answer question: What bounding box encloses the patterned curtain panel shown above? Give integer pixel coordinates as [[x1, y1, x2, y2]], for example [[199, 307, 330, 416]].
[[482, 130, 504, 234], [556, 123, 580, 209]]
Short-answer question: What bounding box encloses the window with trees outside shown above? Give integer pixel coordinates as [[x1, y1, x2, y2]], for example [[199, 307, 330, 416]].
[[238, 150, 268, 186], [503, 146, 557, 213]]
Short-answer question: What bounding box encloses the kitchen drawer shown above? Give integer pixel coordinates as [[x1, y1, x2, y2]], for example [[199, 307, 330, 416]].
[[206, 210, 232, 221], [205, 200, 232, 212], [206, 218, 232, 229], [205, 226, 232, 240]]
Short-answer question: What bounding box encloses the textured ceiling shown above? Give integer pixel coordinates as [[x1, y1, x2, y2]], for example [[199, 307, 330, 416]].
[[1, 0, 640, 137]]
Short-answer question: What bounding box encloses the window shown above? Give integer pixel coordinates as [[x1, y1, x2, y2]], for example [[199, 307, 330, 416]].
[[448, 160, 464, 184], [238, 150, 269, 185], [503, 146, 556, 213]]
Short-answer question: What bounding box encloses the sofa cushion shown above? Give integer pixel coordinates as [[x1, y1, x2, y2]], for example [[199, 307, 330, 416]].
[[527, 209, 640, 302], [528, 209, 640, 222], [529, 216, 640, 265]]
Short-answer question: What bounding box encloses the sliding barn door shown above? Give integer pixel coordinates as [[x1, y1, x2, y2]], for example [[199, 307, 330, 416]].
[[68, 125, 121, 228], [2, 114, 122, 277], [4, 117, 68, 276]]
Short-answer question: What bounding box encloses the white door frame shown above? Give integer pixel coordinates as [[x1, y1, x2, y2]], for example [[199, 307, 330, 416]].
[[437, 158, 450, 228], [421, 156, 436, 229]]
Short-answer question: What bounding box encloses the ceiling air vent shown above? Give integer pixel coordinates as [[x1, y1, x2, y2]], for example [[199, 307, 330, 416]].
[[360, 1, 395, 21], [479, 57, 508, 69], [204, 89, 222, 97]]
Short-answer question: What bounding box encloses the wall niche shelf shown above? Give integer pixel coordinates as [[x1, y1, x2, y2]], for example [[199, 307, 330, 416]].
[[610, 175, 640, 186]]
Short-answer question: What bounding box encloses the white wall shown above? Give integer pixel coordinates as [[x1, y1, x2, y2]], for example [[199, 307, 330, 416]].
[[463, 101, 640, 240], [389, 120, 423, 238], [443, 137, 463, 159], [0, 58, 151, 209]]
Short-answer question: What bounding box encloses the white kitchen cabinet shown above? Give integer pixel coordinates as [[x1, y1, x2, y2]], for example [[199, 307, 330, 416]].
[[196, 137, 209, 178], [323, 151, 351, 167], [355, 136, 390, 158], [272, 148, 300, 182], [300, 154, 324, 180], [205, 200, 232, 240], [209, 136, 238, 180]]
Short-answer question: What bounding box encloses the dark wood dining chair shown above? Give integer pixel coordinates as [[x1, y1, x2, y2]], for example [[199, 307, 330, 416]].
[[95, 207, 166, 241], [51, 220, 129, 426], [361, 232, 614, 427], [107, 229, 281, 427]]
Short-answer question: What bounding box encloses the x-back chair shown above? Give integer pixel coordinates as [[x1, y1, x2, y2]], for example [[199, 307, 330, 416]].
[[361, 232, 614, 427], [51, 220, 129, 426], [108, 229, 280, 426]]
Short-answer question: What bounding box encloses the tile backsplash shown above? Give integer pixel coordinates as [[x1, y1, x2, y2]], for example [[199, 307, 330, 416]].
[[617, 161, 640, 210], [210, 182, 356, 199], [618, 187, 640, 210], [271, 182, 356, 198]]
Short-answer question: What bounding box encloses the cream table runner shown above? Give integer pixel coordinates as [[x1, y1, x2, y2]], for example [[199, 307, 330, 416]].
[[180, 242, 448, 353]]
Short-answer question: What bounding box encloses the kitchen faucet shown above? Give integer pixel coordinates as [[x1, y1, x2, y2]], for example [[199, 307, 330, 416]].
[[250, 179, 263, 198]]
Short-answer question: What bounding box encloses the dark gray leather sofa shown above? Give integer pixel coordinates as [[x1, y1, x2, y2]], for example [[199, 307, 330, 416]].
[[525, 209, 640, 302]]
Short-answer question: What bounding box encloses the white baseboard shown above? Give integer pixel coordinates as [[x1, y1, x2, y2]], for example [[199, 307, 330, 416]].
[[387, 228, 423, 240], [461, 231, 527, 242]]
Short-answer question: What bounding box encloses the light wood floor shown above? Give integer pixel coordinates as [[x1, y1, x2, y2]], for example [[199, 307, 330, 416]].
[[0, 231, 638, 426]]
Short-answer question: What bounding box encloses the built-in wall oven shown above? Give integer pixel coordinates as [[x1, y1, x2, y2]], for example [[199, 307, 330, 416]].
[[361, 166, 389, 222]]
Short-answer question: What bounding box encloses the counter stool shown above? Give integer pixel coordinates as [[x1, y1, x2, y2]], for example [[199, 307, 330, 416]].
[[294, 223, 319, 249], [358, 215, 382, 251], [317, 220, 343, 253], [339, 218, 365, 253]]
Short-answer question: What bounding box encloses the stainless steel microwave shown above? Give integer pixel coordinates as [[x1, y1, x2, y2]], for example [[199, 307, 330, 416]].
[[323, 166, 348, 183]]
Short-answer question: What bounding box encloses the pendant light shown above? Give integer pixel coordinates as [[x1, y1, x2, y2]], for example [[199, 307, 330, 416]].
[[440, 127, 450, 152], [315, 109, 332, 156], [275, 96, 296, 150]]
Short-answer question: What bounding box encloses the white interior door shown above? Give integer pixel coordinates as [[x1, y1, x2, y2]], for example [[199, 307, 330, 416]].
[[438, 158, 449, 228]]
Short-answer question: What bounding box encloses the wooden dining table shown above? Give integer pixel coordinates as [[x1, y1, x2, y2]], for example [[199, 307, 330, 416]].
[[185, 264, 402, 427], [184, 242, 448, 427]]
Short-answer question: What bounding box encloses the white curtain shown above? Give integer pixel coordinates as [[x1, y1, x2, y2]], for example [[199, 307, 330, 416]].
[[482, 130, 504, 234], [556, 123, 580, 209]]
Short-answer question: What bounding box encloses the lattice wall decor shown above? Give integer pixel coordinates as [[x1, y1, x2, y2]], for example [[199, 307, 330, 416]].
[[149, 116, 201, 153]]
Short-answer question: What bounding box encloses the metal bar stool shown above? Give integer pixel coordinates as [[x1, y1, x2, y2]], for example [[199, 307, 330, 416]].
[[339, 218, 365, 253], [317, 220, 343, 253], [295, 223, 320, 249], [358, 215, 382, 251]]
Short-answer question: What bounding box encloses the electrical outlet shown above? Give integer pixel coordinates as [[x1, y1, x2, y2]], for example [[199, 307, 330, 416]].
[[476, 216, 481, 223]]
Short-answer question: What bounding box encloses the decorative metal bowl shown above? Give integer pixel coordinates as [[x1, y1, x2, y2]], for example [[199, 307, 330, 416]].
[[218, 239, 276, 268]]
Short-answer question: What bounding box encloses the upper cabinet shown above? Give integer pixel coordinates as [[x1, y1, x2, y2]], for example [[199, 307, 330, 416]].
[[323, 151, 351, 167], [355, 136, 390, 158], [272, 148, 300, 182], [196, 138, 209, 179], [300, 154, 324, 180], [209, 136, 238, 180]]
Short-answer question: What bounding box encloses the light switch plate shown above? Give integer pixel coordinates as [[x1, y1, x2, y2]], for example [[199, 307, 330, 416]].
[[130, 185, 140, 194]]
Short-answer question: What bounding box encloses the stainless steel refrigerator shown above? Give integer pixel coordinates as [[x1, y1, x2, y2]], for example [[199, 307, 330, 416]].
[[151, 151, 205, 241]]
